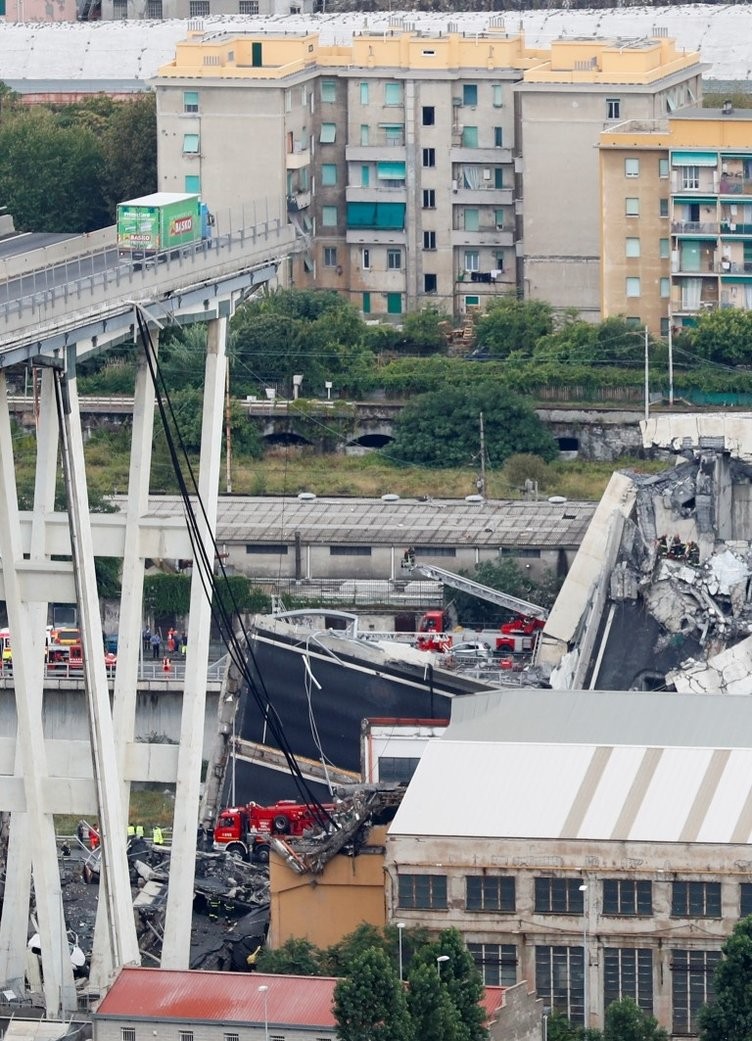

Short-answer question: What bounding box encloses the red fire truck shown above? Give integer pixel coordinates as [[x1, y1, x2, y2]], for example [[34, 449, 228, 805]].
[[213, 800, 335, 862]]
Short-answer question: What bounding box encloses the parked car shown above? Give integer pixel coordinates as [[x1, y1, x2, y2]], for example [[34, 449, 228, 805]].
[[450, 641, 492, 662]]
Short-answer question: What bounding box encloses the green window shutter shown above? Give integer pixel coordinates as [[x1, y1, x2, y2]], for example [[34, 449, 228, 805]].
[[320, 123, 337, 144], [183, 90, 199, 112], [361, 165, 370, 187], [462, 126, 478, 148], [387, 293, 402, 315], [360, 82, 369, 105], [185, 175, 201, 193], [464, 209, 479, 232], [384, 82, 402, 105], [377, 161, 406, 180], [183, 133, 200, 154], [321, 164, 337, 187], [346, 202, 405, 230], [251, 41, 262, 67], [362, 292, 371, 314]]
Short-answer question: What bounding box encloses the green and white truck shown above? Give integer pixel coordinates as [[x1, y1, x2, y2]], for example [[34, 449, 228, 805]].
[[116, 192, 212, 265]]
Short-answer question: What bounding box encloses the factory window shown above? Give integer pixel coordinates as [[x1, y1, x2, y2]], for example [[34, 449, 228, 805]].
[[625, 157, 640, 178], [323, 247, 338, 267], [182, 133, 200, 154], [413, 546, 456, 557], [321, 164, 338, 187], [320, 123, 337, 144], [183, 90, 199, 113], [112, 0, 128, 16], [422, 189, 436, 209], [671, 949, 721, 1034], [179, 1033, 194, 1041], [424, 274, 437, 294], [378, 756, 419, 782], [184, 175, 200, 194], [468, 943, 517, 986], [239, 0, 258, 10], [398, 873, 448, 910], [224, 1035, 240, 1041], [246, 544, 288, 554], [270, 1036, 286, 1041], [625, 197, 639, 216], [121, 1031, 136, 1041], [387, 248, 402, 270], [660, 237, 670, 258], [463, 83, 478, 106], [466, 875, 515, 913], [188, 0, 208, 12], [606, 97, 621, 120], [602, 879, 652, 916], [535, 877, 585, 915], [387, 293, 403, 315], [329, 546, 371, 556], [626, 277, 641, 298], [422, 106, 435, 126], [321, 206, 338, 227], [625, 237, 640, 258], [604, 948, 653, 1014], [360, 82, 369, 104], [741, 882, 752, 917], [536, 945, 585, 1025], [385, 82, 403, 106], [422, 148, 436, 168], [659, 157, 669, 178], [147, 0, 163, 14], [499, 547, 541, 558], [672, 881, 721, 918], [320, 79, 336, 103]]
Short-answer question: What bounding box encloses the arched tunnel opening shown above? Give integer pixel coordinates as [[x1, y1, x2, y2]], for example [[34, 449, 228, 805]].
[[263, 432, 314, 448], [347, 434, 394, 449], [557, 436, 579, 453]]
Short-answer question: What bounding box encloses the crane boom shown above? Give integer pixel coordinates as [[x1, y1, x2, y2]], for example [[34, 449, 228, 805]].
[[409, 563, 547, 619]]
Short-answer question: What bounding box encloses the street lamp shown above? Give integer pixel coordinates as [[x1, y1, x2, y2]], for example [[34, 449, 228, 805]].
[[579, 884, 589, 1030], [436, 954, 450, 977], [397, 922, 405, 981], [258, 984, 269, 1041]]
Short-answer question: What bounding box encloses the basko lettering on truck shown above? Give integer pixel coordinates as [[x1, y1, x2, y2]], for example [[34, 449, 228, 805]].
[[116, 192, 212, 267]]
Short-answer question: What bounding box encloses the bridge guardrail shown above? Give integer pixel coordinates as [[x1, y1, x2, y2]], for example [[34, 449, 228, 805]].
[[0, 226, 116, 282]]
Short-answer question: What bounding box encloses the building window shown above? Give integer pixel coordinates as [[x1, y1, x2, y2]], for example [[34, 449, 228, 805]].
[[466, 875, 515, 912], [424, 274, 437, 293], [362, 292, 371, 314], [660, 317, 670, 336], [468, 943, 517, 986], [492, 84, 503, 107], [464, 295, 480, 308], [625, 237, 640, 258], [378, 756, 419, 782], [320, 79, 336, 103], [398, 874, 447, 909], [660, 198, 669, 217], [422, 189, 436, 209], [224, 1035, 240, 1041], [383, 124, 404, 146], [387, 249, 402, 270], [741, 883, 752, 918], [359, 165, 370, 187], [413, 545, 456, 557], [179, 1033, 194, 1041], [602, 880, 652, 916], [536, 946, 585, 1025], [188, 0, 207, 12], [682, 166, 700, 190], [422, 106, 435, 126], [358, 82, 368, 106], [361, 248, 370, 270], [321, 164, 337, 187], [323, 247, 337, 267], [320, 123, 336, 144], [495, 209, 504, 229], [626, 277, 641, 298], [660, 237, 670, 258], [360, 124, 369, 146], [112, 0, 128, 15], [625, 157, 640, 177], [494, 168, 504, 189], [535, 878, 585, 914], [238, 1, 258, 10], [246, 544, 288, 554], [625, 197, 639, 216], [499, 547, 541, 559], [330, 546, 371, 556], [463, 83, 478, 106], [387, 293, 402, 315], [423, 231, 437, 250], [672, 881, 721, 918], [495, 251, 505, 271], [607, 97, 621, 120], [464, 250, 479, 272], [671, 950, 721, 1034], [384, 82, 403, 106], [660, 277, 670, 298], [604, 948, 653, 1014], [183, 90, 199, 113], [422, 148, 436, 168], [321, 206, 338, 227], [184, 175, 200, 193], [121, 1031, 136, 1041], [659, 157, 669, 178], [462, 126, 478, 148], [494, 126, 503, 147], [182, 133, 200, 154], [147, 0, 162, 14], [464, 208, 479, 232]]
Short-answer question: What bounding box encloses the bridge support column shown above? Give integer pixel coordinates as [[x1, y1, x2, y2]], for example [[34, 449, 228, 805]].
[[161, 316, 227, 968], [58, 365, 139, 975]]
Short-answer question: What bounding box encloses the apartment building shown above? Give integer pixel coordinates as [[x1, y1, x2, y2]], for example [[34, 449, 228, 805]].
[[601, 105, 752, 336], [153, 25, 701, 321]]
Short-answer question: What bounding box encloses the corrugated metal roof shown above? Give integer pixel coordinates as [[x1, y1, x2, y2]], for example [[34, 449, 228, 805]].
[[94, 967, 504, 1026], [390, 736, 752, 844], [119, 495, 594, 549]]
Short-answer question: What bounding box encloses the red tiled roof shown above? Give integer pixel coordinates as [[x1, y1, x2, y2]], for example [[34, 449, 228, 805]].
[[94, 967, 505, 1030], [94, 968, 338, 1027]]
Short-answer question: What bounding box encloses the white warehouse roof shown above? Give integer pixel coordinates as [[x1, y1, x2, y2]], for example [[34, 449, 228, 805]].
[[0, 6, 750, 88]]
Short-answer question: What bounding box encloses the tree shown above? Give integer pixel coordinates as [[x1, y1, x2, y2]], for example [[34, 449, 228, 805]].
[[690, 308, 752, 367], [398, 307, 450, 356], [256, 936, 322, 976], [325, 923, 390, 976], [384, 383, 557, 469], [449, 558, 561, 626], [410, 929, 487, 1041], [700, 916, 752, 1041], [474, 298, 554, 358], [333, 946, 414, 1041], [604, 998, 667, 1041], [407, 962, 468, 1041], [100, 93, 157, 214]]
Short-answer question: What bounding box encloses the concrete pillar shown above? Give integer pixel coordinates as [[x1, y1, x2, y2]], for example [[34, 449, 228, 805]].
[[161, 316, 227, 967]]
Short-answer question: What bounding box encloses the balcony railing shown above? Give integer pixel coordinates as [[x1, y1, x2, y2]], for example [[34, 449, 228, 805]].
[[721, 222, 752, 235], [719, 176, 752, 196], [671, 221, 719, 235], [720, 260, 752, 274]]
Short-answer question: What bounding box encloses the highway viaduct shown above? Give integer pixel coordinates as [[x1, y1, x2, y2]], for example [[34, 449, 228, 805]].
[[0, 203, 296, 1012]]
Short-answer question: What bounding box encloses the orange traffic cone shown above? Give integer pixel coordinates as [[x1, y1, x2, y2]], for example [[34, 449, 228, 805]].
[[162, 657, 171, 674]]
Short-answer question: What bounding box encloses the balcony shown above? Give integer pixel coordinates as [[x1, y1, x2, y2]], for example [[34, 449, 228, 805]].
[[346, 143, 406, 161], [345, 229, 406, 245], [457, 269, 508, 285], [450, 146, 513, 164], [346, 185, 407, 204], [720, 260, 752, 275], [286, 149, 310, 171], [452, 227, 515, 247], [671, 221, 719, 235], [719, 175, 752, 196], [287, 191, 311, 212], [671, 173, 717, 194], [721, 221, 752, 236], [452, 187, 514, 207]]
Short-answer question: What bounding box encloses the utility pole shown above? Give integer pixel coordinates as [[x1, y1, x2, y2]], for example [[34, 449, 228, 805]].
[[668, 318, 674, 406], [477, 411, 486, 498], [644, 325, 650, 422], [224, 360, 232, 494]]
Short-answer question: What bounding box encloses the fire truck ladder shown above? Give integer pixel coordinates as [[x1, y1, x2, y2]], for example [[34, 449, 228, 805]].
[[409, 563, 547, 620]]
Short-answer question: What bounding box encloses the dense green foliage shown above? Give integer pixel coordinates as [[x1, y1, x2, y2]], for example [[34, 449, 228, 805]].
[[547, 1001, 667, 1041], [334, 947, 415, 1041], [475, 297, 554, 358], [385, 383, 557, 469], [700, 916, 752, 1041], [0, 93, 156, 232], [143, 573, 270, 621], [449, 558, 562, 626]]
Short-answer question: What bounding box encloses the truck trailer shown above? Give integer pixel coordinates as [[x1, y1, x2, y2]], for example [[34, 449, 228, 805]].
[[116, 192, 211, 265]]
